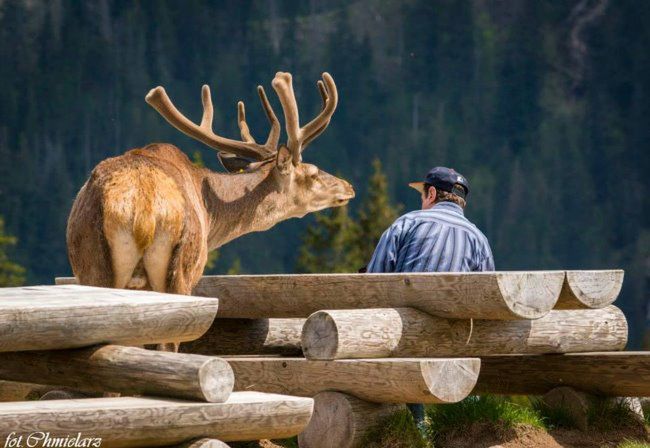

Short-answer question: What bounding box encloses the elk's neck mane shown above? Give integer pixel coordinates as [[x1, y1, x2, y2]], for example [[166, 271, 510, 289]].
[[199, 165, 292, 249]]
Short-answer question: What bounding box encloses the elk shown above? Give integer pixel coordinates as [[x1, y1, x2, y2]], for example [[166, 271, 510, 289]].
[[67, 72, 355, 295]]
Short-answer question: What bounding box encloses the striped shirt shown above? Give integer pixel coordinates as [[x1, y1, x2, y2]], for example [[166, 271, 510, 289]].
[[367, 202, 494, 273]]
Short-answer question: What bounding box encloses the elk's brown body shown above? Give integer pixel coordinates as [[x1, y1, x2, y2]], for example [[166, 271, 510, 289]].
[[67, 72, 353, 295]]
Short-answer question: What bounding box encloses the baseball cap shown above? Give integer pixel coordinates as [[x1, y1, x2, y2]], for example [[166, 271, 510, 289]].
[[408, 166, 469, 199]]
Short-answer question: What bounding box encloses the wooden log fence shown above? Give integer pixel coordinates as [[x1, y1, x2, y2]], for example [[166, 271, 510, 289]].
[[21, 269, 644, 447], [302, 306, 628, 359], [181, 318, 304, 356], [555, 269, 624, 309], [474, 351, 650, 397], [0, 285, 218, 352], [58, 271, 566, 319], [0, 393, 313, 446], [192, 272, 565, 320], [0, 345, 234, 402], [298, 391, 403, 448], [225, 357, 480, 404]]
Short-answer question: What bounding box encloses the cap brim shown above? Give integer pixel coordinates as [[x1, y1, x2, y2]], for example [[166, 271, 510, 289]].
[[408, 182, 425, 194]]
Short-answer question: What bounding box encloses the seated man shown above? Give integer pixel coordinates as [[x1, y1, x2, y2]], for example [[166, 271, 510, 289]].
[[367, 166, 495, 428]]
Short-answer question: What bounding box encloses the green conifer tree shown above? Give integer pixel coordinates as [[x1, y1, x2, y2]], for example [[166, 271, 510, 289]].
[[296, 159, 402, 273], [226, 257, 243, 275], [0, 216, 26, 286], [296, 205, 361, 273], [354, 159, 403, 264]]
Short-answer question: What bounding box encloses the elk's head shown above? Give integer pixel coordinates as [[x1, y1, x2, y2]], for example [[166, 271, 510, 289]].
[[145, 72, 355, 218]]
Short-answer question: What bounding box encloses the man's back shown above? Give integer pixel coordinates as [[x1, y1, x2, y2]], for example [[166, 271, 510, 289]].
[[367, 201, 494, 273]]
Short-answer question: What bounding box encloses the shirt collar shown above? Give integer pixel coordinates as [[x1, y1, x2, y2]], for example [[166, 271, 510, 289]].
[[430, 201, 464, 216]]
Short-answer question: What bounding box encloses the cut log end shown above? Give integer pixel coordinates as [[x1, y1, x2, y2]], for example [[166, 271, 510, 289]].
[[556, 270, 624, 309], [298, 391, 402, 448], [301, 311, 339, 360], [199, 358, 235, 403], [497, 271, 564, 319], [422, 357, 481, 403]]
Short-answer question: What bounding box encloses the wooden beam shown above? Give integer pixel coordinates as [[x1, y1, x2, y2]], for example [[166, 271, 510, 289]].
[[298, 391, 403, 448], [302, 306, 628, 359], [0, 345, 234, 402], [0, 392, 313, 446], [474, 352, 650, 397], [197, 272, 566, 319], [555, 270, 624, 309], [0, 285, 218, 352], [181, 318, 303, 356], [224, 357, 479, 404], [58, 271, 565, 319]]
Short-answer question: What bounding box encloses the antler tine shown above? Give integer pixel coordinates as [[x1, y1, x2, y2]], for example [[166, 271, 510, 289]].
[[257, 85, 281, 148], [272, 72, 302, 165], [317, 79, 328, 102], [145, 84, 277, 161], [271, 72, 338, 165], [237, 101, 255, 143], [302, 79, 330, 150], [200, 85, 214, 130], [301, 72, 338, 146]]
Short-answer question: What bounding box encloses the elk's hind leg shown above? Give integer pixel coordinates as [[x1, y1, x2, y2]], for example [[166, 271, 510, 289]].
[[105, 229, 142, 289], [142, 232, 174, 293], [143, 232, 178, 352]]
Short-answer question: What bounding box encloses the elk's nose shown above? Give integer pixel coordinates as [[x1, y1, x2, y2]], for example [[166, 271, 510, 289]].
[[341, 181, 355, 199]]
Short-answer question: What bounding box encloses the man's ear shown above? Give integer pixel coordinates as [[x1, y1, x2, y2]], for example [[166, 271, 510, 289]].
[[276, 145, 293, 175], [428, 186, 437, 202]]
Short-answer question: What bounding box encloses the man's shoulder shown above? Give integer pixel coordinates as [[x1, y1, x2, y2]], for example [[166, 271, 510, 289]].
[[403, 207, 490, 242]]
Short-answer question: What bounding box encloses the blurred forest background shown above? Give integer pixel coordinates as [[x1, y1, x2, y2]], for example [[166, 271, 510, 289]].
[[0, 0, 647, 346]]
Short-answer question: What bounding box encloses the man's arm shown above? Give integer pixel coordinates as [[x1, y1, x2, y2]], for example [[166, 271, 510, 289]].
[[366, 218, 410, 273], [478, 241, 495, 271]]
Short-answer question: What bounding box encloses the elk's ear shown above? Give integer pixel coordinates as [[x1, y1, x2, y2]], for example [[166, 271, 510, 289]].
[[275, 145, 293, 175], [218, 152, 255, 173]]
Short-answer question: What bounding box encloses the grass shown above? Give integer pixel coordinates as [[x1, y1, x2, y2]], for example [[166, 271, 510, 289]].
[[426, 395, 545, 442], [362, 408, 430, 448], [617, 441, 650, 448], [588, 398, 641, 431], [233, 394, 648, 448], [531, 396, 581, 429]]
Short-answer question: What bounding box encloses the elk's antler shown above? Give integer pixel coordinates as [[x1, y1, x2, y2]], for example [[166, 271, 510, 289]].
[[272, 72, 338, 165], [145, 84, 280, 161]]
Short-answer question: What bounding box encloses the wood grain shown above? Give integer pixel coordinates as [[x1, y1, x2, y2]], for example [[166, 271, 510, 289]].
[[297, 391, 403, 448], [555, 270, 624, 309], [0, 345, 234, 402], [167, 439, 230, 448], [0, 285, 218, 352], [474, 351, 650, 396], [0, 392, 313, 446], [302, 306, 628, 359], [225, 357, 479, 404], [194, 272, 564, 319], [58, 272, 564, 319], [181, 318, 304, 356]]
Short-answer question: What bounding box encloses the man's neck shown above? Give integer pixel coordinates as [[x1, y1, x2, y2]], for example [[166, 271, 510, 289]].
[[428, 201, 464, 215]]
